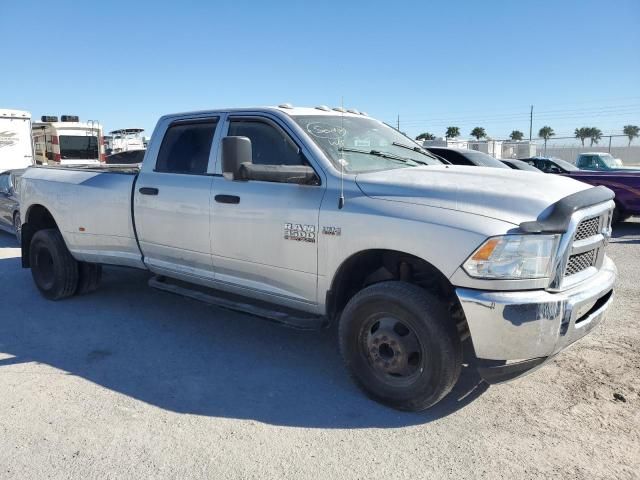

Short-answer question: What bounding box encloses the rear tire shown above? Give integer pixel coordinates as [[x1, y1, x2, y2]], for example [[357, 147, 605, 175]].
[[29, 229, 79, 300], [76, 262, 102, 295], [339, 281, 462, 411]]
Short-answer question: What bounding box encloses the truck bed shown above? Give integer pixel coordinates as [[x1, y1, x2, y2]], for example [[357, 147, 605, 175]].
[[34, 164, 140, 175], [21, 166, 144, 268]]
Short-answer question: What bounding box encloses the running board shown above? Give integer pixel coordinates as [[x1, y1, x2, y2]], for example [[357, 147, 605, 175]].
[[148, 275, 327, 330]]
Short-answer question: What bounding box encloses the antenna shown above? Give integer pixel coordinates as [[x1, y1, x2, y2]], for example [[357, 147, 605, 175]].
[[338, 96, 345, 209]]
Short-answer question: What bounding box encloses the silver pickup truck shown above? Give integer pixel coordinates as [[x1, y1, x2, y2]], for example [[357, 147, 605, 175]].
[[19, 106, 617, 411]]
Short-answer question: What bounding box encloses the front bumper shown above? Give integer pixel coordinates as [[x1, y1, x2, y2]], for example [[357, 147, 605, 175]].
[[456, 256, 616, 382]]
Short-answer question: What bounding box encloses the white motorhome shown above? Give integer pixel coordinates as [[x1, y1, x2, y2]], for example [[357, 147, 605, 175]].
[[0, 109, 34, 172], [109, 128, 145, 154], [32, 115, 104, 165]]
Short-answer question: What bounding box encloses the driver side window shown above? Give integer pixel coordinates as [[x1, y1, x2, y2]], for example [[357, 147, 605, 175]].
[[227, 120, 306, 167]]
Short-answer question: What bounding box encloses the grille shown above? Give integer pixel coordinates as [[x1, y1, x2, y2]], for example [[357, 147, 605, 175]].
[[574, 216, 600, 241], [565, 249, 596, 276]]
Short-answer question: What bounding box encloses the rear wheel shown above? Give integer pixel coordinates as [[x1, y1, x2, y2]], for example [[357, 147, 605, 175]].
[[29, 229, 79, 300], [339, 281, 462, 411]]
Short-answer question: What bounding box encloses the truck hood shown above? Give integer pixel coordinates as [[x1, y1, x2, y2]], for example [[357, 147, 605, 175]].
[[355, 165, 591, 226]]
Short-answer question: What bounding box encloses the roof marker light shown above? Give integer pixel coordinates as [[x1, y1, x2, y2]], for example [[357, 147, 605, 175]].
[[332, 107, 346, 113], [278, 103, 293, 109], [346, 109, 360, 114], [315, 105, 331, 111]]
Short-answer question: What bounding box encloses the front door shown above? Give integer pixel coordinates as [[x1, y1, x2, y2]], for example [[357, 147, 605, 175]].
[[134, 118, 219, 280], [211, 116, 325, 307]]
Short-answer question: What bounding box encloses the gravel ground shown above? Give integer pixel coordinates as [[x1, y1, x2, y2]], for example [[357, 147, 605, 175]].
[[0, 220, 638, 479]]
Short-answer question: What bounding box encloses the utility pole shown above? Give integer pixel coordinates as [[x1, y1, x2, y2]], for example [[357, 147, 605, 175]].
[[529, 105, 533, 141], [397, 114, 400, 132]]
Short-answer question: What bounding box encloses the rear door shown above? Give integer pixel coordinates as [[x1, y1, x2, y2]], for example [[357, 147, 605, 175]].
[[134, 117, 220, 280]]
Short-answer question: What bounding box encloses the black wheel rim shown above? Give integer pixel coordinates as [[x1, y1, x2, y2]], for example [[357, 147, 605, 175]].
[[359, 314, 425, 386], [34, 246, 55, 290]]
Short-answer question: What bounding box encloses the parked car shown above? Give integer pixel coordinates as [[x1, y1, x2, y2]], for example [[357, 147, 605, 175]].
[[500, 159, 542, 172], [105, 149, 146, 165], [522, 157, 640, 222], [19, 106, 616, 411], [576, 152, 640, 172], [521, 157, 579, 174], [0, 168, 25, 242], [424, 147, 510, 169]]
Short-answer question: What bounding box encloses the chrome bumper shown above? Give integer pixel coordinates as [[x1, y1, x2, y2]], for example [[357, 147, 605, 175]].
[[456, 256, 616, 365]]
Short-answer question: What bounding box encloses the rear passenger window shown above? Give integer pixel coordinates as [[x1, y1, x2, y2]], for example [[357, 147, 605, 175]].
[[155, 120, 218, 174], [228, 120, 305, 166], [434, 150, 472, 166]]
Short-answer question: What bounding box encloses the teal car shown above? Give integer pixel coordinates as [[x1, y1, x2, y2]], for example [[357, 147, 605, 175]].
[[576, 152, 639, 171]]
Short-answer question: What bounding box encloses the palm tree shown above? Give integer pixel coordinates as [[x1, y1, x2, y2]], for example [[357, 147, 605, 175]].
[[574, 127, 590, 146], [509, 130, 524, 141], [445, 126, 460, 139], [623, 125, 639, 146], [538, 126, 555, 153], [470, 127, 486, 140], [588, 127, 602, 146], [416, 132, 435, 141]]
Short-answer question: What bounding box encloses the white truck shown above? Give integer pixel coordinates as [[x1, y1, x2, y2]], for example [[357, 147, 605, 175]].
[[19, 106, 617, 411], [0, 109, 34, 172]]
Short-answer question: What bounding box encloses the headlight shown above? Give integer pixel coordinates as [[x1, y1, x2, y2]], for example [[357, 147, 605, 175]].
[[463, 234, 559, 279]]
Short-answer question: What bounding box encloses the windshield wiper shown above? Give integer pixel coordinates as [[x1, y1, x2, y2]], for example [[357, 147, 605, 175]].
[[391, 142, 438, 160], [339, 147, 413, 165], [339, 147, 427, 165]]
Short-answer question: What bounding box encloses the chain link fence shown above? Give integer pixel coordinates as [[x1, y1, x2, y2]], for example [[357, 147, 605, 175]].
[[459, 135, 640, 165]]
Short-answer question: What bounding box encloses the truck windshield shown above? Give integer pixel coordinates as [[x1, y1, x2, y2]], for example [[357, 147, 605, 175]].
[[598, 153, 620, 169], [60, 135, 99, 159], [292, 115, 442, 172]]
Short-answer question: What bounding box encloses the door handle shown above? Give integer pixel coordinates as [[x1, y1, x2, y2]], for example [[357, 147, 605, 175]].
[[139, 187, 159, 195], [215, 194, 240, 204]]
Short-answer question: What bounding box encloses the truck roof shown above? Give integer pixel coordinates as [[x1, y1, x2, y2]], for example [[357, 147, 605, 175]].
[[159, 105, 371, 121], [0, 109, 31, 119]]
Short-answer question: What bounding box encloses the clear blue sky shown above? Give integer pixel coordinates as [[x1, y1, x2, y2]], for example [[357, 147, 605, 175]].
[[3, 0, 639, 140]]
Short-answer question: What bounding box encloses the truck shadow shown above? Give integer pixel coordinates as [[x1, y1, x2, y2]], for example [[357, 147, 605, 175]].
[[0, 232, 487, 429]]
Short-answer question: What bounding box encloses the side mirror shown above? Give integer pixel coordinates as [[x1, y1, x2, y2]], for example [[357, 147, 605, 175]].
[[222, 136, 252, 180]]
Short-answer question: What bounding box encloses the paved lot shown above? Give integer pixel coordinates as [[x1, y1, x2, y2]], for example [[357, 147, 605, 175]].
[[1, 221, 638, 479]]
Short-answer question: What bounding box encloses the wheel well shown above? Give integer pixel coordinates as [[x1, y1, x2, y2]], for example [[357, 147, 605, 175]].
[[21, 204, 59, 268], [327, 250, 466, 334]]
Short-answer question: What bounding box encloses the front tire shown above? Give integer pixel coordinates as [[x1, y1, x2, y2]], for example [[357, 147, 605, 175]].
[[29, 229, 79, 300], [339, 281, 462, 411]]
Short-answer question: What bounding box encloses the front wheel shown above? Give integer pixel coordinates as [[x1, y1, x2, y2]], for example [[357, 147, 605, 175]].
[[339, 281, 462, 411]]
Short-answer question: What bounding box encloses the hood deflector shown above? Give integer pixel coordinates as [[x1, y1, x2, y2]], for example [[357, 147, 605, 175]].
[[519, 186, 614, 233]]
